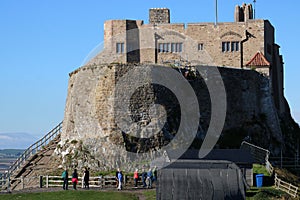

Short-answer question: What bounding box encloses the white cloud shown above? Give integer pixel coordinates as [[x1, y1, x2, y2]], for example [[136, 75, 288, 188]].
[[0, 135, 12, 140], [0, 133, 36, 149]]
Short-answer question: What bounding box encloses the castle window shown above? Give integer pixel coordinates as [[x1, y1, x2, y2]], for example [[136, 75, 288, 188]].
[[231, 41, 239, 51], [158, 43, 163, 53], [163, 43, 170, 52], [222, 41, 239, 52], [159, 43, 182, 53], [171, 43, 176, 52], [222, 42, 230, 52], [198, 43, 204, 51], [175, 43, 182, 53], [116, 42, 124, 54]]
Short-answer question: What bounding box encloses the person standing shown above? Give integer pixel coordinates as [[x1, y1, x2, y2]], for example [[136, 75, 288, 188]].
[[72, 169, 78, 190], [83, 167, 90, 189], [141, 167, 147, 188], [152, 166, 157, 183], [133, 169, 139, 188], [117, 170, 123, 190], [115, 168, 120, 188], [146, 168, 153, 189], [62, 168, 68, 190]]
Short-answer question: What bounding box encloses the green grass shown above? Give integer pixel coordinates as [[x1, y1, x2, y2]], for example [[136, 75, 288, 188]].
[[253, 164, 271, 176], [143, 190, 156, 200], [246, 187, 289, 200], [0, 190, 139, 200]]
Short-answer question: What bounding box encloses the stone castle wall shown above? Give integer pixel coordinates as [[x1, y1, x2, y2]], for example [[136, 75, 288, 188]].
[[61, 63, 283, 171]]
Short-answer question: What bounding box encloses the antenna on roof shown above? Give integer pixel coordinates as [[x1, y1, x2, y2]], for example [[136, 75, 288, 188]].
[[215, 0, 218, 26], [253, 0, 256, 19]]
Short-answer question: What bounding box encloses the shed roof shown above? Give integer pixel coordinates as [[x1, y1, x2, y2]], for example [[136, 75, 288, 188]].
[[166, 149, 254, 164]]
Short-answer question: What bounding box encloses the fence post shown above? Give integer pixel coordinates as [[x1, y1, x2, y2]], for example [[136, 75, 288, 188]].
[[7, 176, 10, 192], [21, 176, 24, 189], [46, 175, 49, 188], [82, 176, 84, 189], [100, 175, 103, 188], [124, 175, 126, 187]]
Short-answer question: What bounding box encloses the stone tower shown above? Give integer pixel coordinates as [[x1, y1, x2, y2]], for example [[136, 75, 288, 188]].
[[149, 8, 170, 24]]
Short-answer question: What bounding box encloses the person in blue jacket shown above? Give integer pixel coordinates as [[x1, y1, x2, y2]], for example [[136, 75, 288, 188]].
[[146, 168, 153, 189]]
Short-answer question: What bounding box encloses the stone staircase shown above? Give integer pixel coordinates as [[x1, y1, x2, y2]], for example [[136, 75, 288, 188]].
[[4, 122, 63, 191]]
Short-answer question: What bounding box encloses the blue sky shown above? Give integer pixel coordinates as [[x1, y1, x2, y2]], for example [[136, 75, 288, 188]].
[[0, 0, 299, 143]]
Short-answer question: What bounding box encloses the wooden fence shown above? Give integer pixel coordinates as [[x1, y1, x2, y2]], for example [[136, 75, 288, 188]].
[[240, 141, 299, 198], [42, 175, 140, 189], [265, 160, 274, 175], [274, 173, 299, 198]]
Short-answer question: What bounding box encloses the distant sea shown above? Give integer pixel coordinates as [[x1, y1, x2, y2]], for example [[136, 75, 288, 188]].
[[0, 133, 37, 149]]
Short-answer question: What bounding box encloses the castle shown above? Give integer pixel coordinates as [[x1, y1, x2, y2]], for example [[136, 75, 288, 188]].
[[5, 4, 300, 192], [89, 3, 286, 115], [59, 3, 291, 171]]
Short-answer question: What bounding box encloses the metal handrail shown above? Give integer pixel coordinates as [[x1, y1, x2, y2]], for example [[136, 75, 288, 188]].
[[7, 122, 63, 181]]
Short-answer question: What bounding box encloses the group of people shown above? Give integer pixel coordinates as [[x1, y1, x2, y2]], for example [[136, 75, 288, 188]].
[[62, 167, 90, 190], [61, 166, 157, 190], [116, 166, 157, 190]]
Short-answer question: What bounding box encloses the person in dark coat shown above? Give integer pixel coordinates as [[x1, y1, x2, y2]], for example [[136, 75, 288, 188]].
[[141, 167, 147, 188], [83, 167, 90, 189], [62, 168, 68, 190]]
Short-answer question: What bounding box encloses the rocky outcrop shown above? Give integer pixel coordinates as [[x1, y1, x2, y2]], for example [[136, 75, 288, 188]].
[[60, 63, 287, 171]]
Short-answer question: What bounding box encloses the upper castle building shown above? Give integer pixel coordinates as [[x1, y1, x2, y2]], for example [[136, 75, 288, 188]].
[[88, 3, 286, 115]]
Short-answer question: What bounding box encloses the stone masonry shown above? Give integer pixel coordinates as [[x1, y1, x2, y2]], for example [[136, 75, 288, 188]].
[[89, 4, 286, 115], [61, 63, 284, 171]]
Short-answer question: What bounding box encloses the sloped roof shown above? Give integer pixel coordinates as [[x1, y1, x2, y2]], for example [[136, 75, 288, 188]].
[[246, 51, 270, 67]]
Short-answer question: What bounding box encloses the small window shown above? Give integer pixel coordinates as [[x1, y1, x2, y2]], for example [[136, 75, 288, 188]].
[[163, 43, 169, 52], [222, 41, 239, 52], [231, 41, 239, 51], [177, 43, 182, 52], [158, 43, 163, 53], [171, 43, 176, 52], [198, 43, 204, 51], [159, 42, 182, 53], [222, 42, 230, 52], [116, 42, 124, 54]]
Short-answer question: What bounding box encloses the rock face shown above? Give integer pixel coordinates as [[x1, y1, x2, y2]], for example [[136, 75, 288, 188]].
[[61, 63, 286, 171]]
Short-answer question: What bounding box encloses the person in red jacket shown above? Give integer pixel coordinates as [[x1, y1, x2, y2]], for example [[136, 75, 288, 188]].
[[71, 169, 78, 190], [133, 169, 139, 188]]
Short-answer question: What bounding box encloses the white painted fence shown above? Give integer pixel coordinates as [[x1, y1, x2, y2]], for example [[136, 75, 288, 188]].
[[274, 173, 299, 198]]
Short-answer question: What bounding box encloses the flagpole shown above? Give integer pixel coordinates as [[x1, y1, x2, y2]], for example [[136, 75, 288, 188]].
[[253, 0, 256, 19], [215, 0, 218, 26]]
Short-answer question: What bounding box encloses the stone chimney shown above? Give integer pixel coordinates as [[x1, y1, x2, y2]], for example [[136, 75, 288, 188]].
[[235, 3, 253, 22], [149, 8, 170, 24]]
